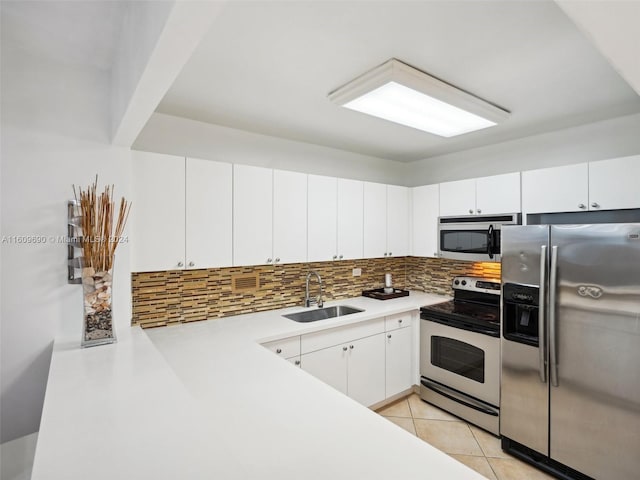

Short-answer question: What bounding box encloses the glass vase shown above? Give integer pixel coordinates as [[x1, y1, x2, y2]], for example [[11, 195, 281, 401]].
[[81, 264, 116, 347]]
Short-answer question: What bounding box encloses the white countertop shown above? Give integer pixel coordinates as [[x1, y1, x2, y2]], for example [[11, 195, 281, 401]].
[[32, 291, 488, 479]]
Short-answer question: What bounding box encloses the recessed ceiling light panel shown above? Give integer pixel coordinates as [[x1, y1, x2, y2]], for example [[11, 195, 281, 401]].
[[329, 59, 510, 137]]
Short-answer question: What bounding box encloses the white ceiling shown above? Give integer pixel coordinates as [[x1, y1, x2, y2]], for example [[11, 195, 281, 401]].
[[157, 0, 640, 162], [0, 0, 126, 71]]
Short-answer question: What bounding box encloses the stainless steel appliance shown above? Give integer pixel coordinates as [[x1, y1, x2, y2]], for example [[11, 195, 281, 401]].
[[420, 276, 501, 434], [501, 224, 640, 480], [438, 213, 521, 262]]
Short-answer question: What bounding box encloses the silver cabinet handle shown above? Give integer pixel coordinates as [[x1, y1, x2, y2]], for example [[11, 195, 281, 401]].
[[468, 209, 474, 214], [387, 334, 392, 339], [388, 251, 393, 256], [276, 348, 282, 354], [275, 257, 280, 263], [549, 245, 559, 387], [266, 258, 273, 263], [383, 252, 388, 257], [398, 319, 403, 324], [349, 345, 354, 350], [188, 261, 195, 267], [477, 209, 482, 214], [342, 346, 348, 351], [539, 245, 547, 384], [177, 261, 184, 267], [591, 202, 600, 209], [294, 360, 301, 366], [578, 203, 586, 209], [333, 255, 337, 260], [339, 255, 343, 259]]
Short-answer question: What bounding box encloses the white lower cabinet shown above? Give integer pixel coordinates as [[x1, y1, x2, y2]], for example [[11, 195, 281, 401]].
[[301, 344, 349, 395], [301, 333, 385, 406], [385, 325, 413, 397], [296, 311, 415, 407]]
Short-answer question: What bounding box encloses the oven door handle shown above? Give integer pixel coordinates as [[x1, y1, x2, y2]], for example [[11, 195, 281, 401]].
[[420, 379, 499, 416], [487, 224, 494, 259]]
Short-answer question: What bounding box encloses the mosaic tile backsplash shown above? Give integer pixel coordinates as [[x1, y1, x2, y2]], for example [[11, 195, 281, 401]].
[[132, 257, 501, 328]]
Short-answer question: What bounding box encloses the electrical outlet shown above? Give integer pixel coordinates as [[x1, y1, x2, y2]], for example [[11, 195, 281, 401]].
[[352, 268, 362, 277]]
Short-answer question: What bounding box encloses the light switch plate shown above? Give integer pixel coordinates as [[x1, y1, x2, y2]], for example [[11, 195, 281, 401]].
[[352, 268, 362, 277]]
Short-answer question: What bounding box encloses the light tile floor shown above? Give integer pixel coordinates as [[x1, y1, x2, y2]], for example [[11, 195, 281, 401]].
[[376, 394, 555, 480]]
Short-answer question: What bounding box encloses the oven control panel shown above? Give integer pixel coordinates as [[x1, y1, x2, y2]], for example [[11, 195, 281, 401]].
[[452, 276, 501, 295]]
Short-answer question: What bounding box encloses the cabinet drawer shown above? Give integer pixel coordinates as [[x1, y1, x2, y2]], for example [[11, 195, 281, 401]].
[[262, 336, 300, 358], [301, 318, 385, 354], [385, 312, 413, 331]]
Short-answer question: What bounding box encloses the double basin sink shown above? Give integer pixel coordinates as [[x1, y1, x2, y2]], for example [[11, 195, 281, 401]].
[[284, 305, 364, 323]]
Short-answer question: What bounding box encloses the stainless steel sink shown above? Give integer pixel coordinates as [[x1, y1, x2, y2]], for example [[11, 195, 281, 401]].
[[283, 305, 364, 323]]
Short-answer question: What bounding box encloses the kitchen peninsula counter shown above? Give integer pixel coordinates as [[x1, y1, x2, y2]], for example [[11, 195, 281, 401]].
[[32, 291, 487, 480]]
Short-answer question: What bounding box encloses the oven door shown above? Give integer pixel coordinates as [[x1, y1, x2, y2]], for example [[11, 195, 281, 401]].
[[420, 319, 500, 406]]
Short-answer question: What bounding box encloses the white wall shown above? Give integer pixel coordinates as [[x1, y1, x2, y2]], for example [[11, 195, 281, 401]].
[[0, 22, 131, 444], [405, 113, 640, 186], [133, 112, 409, 185]]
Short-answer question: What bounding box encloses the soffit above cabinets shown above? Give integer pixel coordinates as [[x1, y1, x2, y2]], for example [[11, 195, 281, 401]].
[[156, 0, 640, 162]]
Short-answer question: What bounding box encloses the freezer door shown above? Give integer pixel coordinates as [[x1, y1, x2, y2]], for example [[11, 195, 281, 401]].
[[549, 224, 640, 480], [500, 225, 549, 455]]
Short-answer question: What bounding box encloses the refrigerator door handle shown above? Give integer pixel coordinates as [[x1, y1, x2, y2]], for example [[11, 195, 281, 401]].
[[538, 245, 547, 383], [549, 245, 559, 387]]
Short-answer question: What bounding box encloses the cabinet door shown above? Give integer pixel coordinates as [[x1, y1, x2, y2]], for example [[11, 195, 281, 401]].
[[589, 155, 640, 211], [412, 184, 439, 257], [185, 158, 232, 269], [131, 151, 185, 272], [439, 178, 476, 216], [301, 344, 348, 396], [363, 182, 388, 258], [347, 334, 386, 407], [308, 175, 337, 262], [337, 178, 363, 260], [522, 163, 588, 214], [476, 172, 521, 215], [273, 170, 307, 264], [385, 327, 413, 398], [233, 164, 273, 266], [386, 185, 409, 256]]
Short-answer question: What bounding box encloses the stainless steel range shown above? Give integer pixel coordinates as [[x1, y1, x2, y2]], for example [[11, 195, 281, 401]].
[[420, 276, 501, 434]]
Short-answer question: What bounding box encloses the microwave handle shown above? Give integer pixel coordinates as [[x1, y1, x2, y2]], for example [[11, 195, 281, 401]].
[[487, 225, 494, 259]]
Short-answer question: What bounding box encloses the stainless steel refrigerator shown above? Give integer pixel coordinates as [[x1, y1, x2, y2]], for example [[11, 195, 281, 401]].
[[500, 224, 640, 480]]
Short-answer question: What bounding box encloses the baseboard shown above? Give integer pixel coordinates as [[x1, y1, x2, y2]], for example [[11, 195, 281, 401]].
[[369, 385, 417, 411]]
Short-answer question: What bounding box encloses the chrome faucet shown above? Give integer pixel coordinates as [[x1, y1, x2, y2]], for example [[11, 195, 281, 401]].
[[305, 271, 323, 308]]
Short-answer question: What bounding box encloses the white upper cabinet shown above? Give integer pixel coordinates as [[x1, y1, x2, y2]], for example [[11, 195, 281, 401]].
[[185, 158, 232, 269], [363, 182, 410, 258], [273, 169, 307, 264], [132, 151, 186, 272], [233, 164, 273, 266], [412, 184, 440, 258], [522, 163, 589, 214], [475, 172, 521, 215], [588, 155, 640, 211], [386, 185, 410, 256], [308, 175, 338, 262], [440, 173, 521, 217], [363, 182, 388, 258], [439, 178, 476, 217], [337, 178, 364, 260]]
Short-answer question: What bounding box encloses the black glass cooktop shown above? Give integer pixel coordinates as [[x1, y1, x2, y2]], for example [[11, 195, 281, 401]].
[[420, 300, 500, 336]]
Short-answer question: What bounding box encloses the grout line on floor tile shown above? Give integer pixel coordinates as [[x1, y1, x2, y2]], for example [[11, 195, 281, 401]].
[[406, 394, 419, 436]]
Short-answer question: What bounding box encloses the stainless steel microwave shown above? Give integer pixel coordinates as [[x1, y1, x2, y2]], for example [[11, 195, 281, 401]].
[[438, 214, 521, 262]]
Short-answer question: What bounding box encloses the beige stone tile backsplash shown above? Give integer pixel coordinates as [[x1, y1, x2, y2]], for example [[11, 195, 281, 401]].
[[132, 257, 501, 328]]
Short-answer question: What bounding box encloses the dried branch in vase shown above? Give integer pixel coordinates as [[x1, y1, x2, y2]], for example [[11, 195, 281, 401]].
[[73, 176, 131, 272]]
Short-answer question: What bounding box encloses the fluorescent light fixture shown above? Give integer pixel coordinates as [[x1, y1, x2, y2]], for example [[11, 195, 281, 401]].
[[329, 59, 509, 137]]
